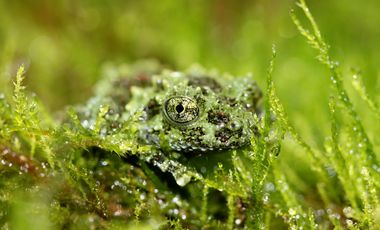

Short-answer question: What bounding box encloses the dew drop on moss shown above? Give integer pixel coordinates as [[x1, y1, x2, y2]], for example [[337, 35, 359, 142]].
[[81, 120, 89, 128], [263, 194, 269, 204], [173, 173, 192, 187]]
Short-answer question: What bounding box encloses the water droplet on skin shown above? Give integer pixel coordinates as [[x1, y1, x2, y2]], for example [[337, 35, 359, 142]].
[[100, 161, 109, 166], [41, 162, 48, 169], [235, 219, 242, 225], [113, 209, 122, 217]]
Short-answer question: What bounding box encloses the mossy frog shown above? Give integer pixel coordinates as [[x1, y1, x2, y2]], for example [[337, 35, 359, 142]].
[[74, 61, 262, 186]]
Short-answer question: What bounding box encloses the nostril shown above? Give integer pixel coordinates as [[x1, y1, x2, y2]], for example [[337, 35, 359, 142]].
[[176, 104, 184, 113]]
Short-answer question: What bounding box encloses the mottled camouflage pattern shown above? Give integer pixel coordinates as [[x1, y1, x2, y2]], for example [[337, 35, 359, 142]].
[[83, 64, 261, 152], [74, 62, 262, 185]]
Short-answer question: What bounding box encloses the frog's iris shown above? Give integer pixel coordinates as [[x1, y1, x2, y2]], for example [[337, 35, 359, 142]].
[[163, 96, 199, 125]]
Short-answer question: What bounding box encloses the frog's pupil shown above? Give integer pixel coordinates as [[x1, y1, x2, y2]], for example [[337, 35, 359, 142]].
[[176, 104, 184, 113]]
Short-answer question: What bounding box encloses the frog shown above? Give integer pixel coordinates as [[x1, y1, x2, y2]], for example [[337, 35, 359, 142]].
[[73, 61, 262, 186]]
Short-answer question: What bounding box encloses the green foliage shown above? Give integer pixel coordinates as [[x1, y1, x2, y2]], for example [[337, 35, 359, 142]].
[[270, 0, 380, 229], [0, 65, 54, 164], [1, 0, 380, 229]]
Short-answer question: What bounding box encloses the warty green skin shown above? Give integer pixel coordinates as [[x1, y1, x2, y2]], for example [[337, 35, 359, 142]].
[[138, 71, 262, 152], [74, 64, 262, 185]]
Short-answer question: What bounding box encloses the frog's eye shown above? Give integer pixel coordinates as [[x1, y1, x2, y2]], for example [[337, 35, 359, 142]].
[[163, 96, 199, 125]]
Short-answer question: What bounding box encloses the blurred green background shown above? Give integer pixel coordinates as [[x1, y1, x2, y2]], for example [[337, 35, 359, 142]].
[[0, 0, 379, 149]]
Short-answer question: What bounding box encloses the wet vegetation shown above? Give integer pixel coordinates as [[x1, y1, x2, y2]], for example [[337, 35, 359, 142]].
[[1, 0, 380, 229]]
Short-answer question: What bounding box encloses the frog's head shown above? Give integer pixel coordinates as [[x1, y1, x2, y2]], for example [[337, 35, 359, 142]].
[[138, 70, 262, 153]]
